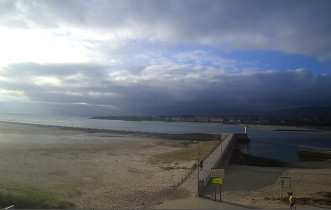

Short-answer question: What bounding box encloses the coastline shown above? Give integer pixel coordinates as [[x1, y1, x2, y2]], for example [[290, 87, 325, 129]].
[[245, 123, 331, 133], [2, 118, 331, 141], [0, 120, 222, 142]]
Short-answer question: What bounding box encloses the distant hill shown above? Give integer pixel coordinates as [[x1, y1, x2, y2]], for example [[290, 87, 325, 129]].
[[269, 106, 331, 120]]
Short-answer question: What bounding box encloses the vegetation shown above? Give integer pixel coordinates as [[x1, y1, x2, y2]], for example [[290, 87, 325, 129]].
[[0, 187, 74, 209]]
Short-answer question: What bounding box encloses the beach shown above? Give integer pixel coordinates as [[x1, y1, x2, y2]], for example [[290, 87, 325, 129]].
[[1, 121, 330, 209], [0, 122, 194, 208]]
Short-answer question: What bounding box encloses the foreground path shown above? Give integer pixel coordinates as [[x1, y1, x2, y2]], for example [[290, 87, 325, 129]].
[[153, 197, 249, 209], [152, 196, 328, 209]]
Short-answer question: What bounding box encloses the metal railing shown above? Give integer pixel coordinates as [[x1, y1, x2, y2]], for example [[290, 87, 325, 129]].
[[175, 133, 237, 194], [203, 134, 234, 187]]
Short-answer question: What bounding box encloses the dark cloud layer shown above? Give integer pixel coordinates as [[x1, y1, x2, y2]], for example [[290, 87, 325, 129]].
[[1, 63, 331, 115]]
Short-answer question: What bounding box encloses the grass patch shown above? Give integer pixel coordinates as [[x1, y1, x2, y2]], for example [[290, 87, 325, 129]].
[[0, 187, 75, 209], [50, 184, 74, 191], [150, 140, 221, 163]]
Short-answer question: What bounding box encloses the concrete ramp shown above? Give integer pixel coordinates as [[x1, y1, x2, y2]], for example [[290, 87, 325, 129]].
[[180, 133, 239, 195]]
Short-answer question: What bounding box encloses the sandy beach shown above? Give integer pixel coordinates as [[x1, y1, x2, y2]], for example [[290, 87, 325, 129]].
[[1, 121, 330, 209], [0, 122, 194, 208]]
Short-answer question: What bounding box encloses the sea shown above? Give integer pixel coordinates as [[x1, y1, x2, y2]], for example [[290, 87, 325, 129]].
[[1, 113, 331, 164]]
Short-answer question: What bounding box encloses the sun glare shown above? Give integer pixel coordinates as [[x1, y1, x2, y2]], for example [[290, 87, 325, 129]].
[[0, 28, 90, 66], [0, 89, 27, 101]]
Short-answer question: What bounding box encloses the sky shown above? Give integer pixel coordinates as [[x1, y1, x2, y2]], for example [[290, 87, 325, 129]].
[[0, 0, 331, 116]]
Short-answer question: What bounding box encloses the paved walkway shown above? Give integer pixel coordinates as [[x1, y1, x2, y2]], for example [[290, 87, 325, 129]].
[[180, 134, 234, 194], [152, 196, 324, 209], [152, 196, 250, 209]]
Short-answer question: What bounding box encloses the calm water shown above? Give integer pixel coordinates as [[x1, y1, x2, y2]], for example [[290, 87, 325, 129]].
[[1, 113, 331, 163], [247, 129, 331, 163]]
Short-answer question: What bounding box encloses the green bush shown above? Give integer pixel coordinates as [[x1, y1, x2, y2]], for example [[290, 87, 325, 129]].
[[0, 190, 74, 209]]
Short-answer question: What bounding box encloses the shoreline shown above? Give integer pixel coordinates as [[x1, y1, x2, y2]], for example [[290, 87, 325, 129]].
[[0, 120, 222, 141], [4, 118, 329, 137], [2, 120, 329, 165], [90, 115, 331, 132], [245, 123, 331, 133], [2, 120, 329, 164]]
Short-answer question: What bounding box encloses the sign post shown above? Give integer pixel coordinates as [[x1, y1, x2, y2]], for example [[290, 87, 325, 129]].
[[214, 181, 216, 200], [210, 169, 224, 202], [280, 176, 291, 198], [220, 183, 221, 201]]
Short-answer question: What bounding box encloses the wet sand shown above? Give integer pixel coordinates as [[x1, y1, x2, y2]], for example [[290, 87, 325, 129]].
[[0, 122, 193, 208]]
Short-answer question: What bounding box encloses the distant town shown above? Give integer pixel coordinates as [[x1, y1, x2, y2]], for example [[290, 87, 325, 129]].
[[91, 106, 331, 128]]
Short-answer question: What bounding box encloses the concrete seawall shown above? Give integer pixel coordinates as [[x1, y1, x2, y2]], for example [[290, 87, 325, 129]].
[[180, 133, 249, 195]]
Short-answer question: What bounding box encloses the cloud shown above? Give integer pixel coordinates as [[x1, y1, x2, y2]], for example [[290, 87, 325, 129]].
[[0, 1, 331, 116], [1, 0, 331, 60]]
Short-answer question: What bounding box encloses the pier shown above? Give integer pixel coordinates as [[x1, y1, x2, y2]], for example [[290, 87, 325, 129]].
[[180, 133, 247, 195]]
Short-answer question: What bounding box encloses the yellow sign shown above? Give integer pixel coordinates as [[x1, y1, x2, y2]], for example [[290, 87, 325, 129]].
[[213, 178, 223, 184]]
